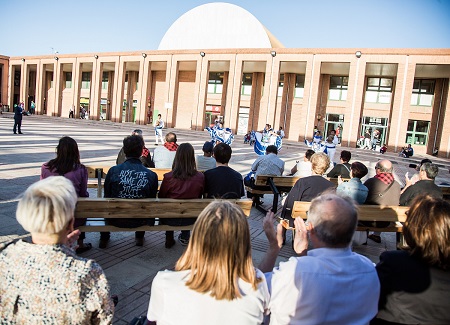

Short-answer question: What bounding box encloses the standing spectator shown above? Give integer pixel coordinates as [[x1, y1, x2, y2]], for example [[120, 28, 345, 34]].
[[99, 135, 158, 248], [0, 177, 114, 323], [364, 159, 401, 243], [41, 136, 92, 254], [159, 143, 205, 248], [290, 149, 315, 177], [116, 129, 154, 168], [195, 141, 216, 171], [69, 105, 74, 118], [30, 100, 36, 114], [372, 129, 380, 150], [260, 194, 379, 324], [13, 103, 24, 134], [154, 113, 164, 145], [277, 126, 285, 138], [327, 150, 352, 179], [373, 196, 450, 324], [400, 163, 442, 206], [336, 161, 369, 204], [363, 129, 372, 149], [146, 201, 269, 324], [204, 143, 244, 199], [153, 132, 178, 168], [244, 145, 284, 205]]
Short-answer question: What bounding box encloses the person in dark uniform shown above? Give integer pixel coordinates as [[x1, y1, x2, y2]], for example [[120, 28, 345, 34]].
[[13, 103, 24, 134]]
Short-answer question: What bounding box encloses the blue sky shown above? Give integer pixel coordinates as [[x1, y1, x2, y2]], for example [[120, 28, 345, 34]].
[[1, 0, 449, 57]]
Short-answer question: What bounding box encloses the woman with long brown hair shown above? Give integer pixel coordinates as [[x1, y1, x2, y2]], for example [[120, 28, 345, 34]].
[[146, 201, 269, 324], [158, 143, 204, 248], [372, 195, 450, 324], [40, 136, 91, 254]]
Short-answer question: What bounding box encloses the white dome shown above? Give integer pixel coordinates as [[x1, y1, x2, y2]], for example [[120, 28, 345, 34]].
[[158, 2, 283, 50]]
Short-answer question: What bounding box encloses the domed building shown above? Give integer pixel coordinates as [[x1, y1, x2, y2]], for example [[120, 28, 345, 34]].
[[1, 2, 450, 156]]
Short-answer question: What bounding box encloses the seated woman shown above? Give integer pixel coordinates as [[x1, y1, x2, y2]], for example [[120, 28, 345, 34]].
[[0, 176, 114, 323], [336, 161, 369, 204], [146, 201, 269, 324], [41, 136, 91, 254], [159, 143, 205, 248], [371, 195, 450, 324]]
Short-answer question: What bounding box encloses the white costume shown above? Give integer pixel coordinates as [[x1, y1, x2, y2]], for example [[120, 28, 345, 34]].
[[154, 117, 164, 144]]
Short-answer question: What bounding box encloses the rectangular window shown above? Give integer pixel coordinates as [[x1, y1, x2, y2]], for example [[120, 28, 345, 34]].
[[278, 74, 284, 97], [208, 72, 224, 94], [406, 120, 429, 146], [65, 72, 72, 88], [328, 76, 348, 101], [102, 72, 108, 90], [241, 73, 252, 95], [410, 79, 435, 106], [294, 74, 305, 98], [365, 77, 393, 103], [81, 72, 91, 89]]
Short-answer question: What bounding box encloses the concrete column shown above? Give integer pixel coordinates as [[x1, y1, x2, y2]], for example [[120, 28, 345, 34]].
[[35, 61, 44, 114], [165, 55, 177, 128], [388, 57, 415, 152], [136, 57, 147, 124], [228, 55, 242, 131], [303, 54, 320, 140], [194, 56, 208, 130], [54, 61, 63, 116], [113, 58, 126, 123], [345, 57, 366, 147], [20, 61, 26, 108], [91, 58, 101, 120], [438, 79, 450, 157], [72, 60, 82, 118]]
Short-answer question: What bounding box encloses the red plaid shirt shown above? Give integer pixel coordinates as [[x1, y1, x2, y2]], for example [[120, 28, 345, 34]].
[[374, 172, 394, 185]]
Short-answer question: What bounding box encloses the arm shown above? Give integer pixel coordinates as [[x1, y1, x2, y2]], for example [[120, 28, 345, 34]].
[[80, 166, 89, 198], [85, 265, 115, 325], [158, 176, 169, 198], [290, 162, 298, 175], [259, 211, 283, 273], [104, 170, 113, 198], [326, 164, 340, 178]]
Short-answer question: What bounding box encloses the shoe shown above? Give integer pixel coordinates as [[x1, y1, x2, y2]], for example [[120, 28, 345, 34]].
[[75, 243, 92, 254], [178, 234, 189, 246], [99, 238, 109, 248], [111, 295, 119, 307], [252, 197, 263, 206], [13, 132, 17, 134], [368, 234, 381, 243], [165, 236, 175, 248], [135, 237, 144, 246], [18, 132, 23, 134]]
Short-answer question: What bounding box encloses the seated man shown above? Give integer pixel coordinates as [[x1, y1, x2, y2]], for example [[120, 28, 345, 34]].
[[259, 193, 380, 324], [399, 144, 414, 158], [116, 129, 154, 167], [244, 145, 284, 204], [153, 132, 178, 168], [400, 163, 442, 206], [195, 141, 216, 171], [204, 143, 244, 199], [100, 135, 158, 248], [326, 150, 351, 179]]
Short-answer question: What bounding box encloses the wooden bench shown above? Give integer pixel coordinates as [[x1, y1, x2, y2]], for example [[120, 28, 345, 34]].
[[292, 201, 408, 245], [440, 185, 450, 200], [86, 166, 171, 197], [75, 198, 252, 232], [245, 175, 350, 213], [245, 175, 301, 213]]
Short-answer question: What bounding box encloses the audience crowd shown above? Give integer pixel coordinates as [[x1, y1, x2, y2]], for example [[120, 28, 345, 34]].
[[0, 127, 448, 324]]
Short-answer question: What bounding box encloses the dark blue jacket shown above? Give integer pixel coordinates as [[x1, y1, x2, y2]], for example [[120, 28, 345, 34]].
[[104, 158, 158, 199], [14, 106, 24, 120]]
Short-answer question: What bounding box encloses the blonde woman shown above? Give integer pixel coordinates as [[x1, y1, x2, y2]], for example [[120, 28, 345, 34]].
[[0, 176, 114, 324], [146, 201, 269, 324]]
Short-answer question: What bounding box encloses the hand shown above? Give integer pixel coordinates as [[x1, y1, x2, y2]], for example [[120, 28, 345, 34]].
[[262, 211, 283, 249], [67, 229, 81, 249], [337, 175, 343, 185], [293, 218, 308, 256]]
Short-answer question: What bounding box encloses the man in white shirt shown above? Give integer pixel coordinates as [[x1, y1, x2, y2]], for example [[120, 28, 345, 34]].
[[154, 114, 164, 145], [195, 141, 216, 171], [153, 132, 178, 168], [260, 193, 380, 325]]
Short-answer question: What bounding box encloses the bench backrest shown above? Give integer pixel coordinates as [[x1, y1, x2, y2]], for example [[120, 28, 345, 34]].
[[292, 201, 408, 223], [87, 166, 171, 182], [254, 175, 300, 187], [75, 198, 252, 219]]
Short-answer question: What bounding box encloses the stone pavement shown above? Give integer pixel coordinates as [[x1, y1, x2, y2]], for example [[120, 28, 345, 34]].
[[1, 114, 449, 324]]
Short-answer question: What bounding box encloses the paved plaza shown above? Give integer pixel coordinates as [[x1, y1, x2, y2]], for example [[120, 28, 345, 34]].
[[1, 113, 449, 324]]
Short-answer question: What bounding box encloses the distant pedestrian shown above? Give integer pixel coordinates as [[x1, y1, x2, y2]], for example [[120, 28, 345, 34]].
[[154, 114, 164, 145], [69, 105, 74, 118], [13, 103, 24, 134], [30, 101, 36, 114]]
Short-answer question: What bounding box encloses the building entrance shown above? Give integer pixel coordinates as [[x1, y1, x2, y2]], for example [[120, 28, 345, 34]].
[[324, 114, 344, 143], [360, 116, 388, 148]]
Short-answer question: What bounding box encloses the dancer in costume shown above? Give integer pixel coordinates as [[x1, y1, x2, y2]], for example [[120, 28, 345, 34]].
[[205, 123, 234, 146], [304, 130, 324, 152], [252, 124, 282, 156]]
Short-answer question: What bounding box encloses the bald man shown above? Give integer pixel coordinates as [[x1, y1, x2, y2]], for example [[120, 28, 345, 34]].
[[363, 159, 401, 243], [260, 194, 379, 324]]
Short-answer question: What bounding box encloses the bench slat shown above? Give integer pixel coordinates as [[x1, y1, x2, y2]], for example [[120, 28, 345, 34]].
[[292, 201, 408, 223]]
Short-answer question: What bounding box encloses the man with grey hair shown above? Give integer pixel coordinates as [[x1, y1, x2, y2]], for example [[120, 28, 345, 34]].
[[363, 159, 401, 243], [400, 163, 442, 206], [259, 193, 379, 324]]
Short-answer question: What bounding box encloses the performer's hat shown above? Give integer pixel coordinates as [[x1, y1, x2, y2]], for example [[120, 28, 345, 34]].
[[202, 141, 214, 153]]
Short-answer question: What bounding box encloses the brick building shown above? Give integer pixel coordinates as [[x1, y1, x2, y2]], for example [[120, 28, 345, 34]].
[[1, 3, 450, 156]]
